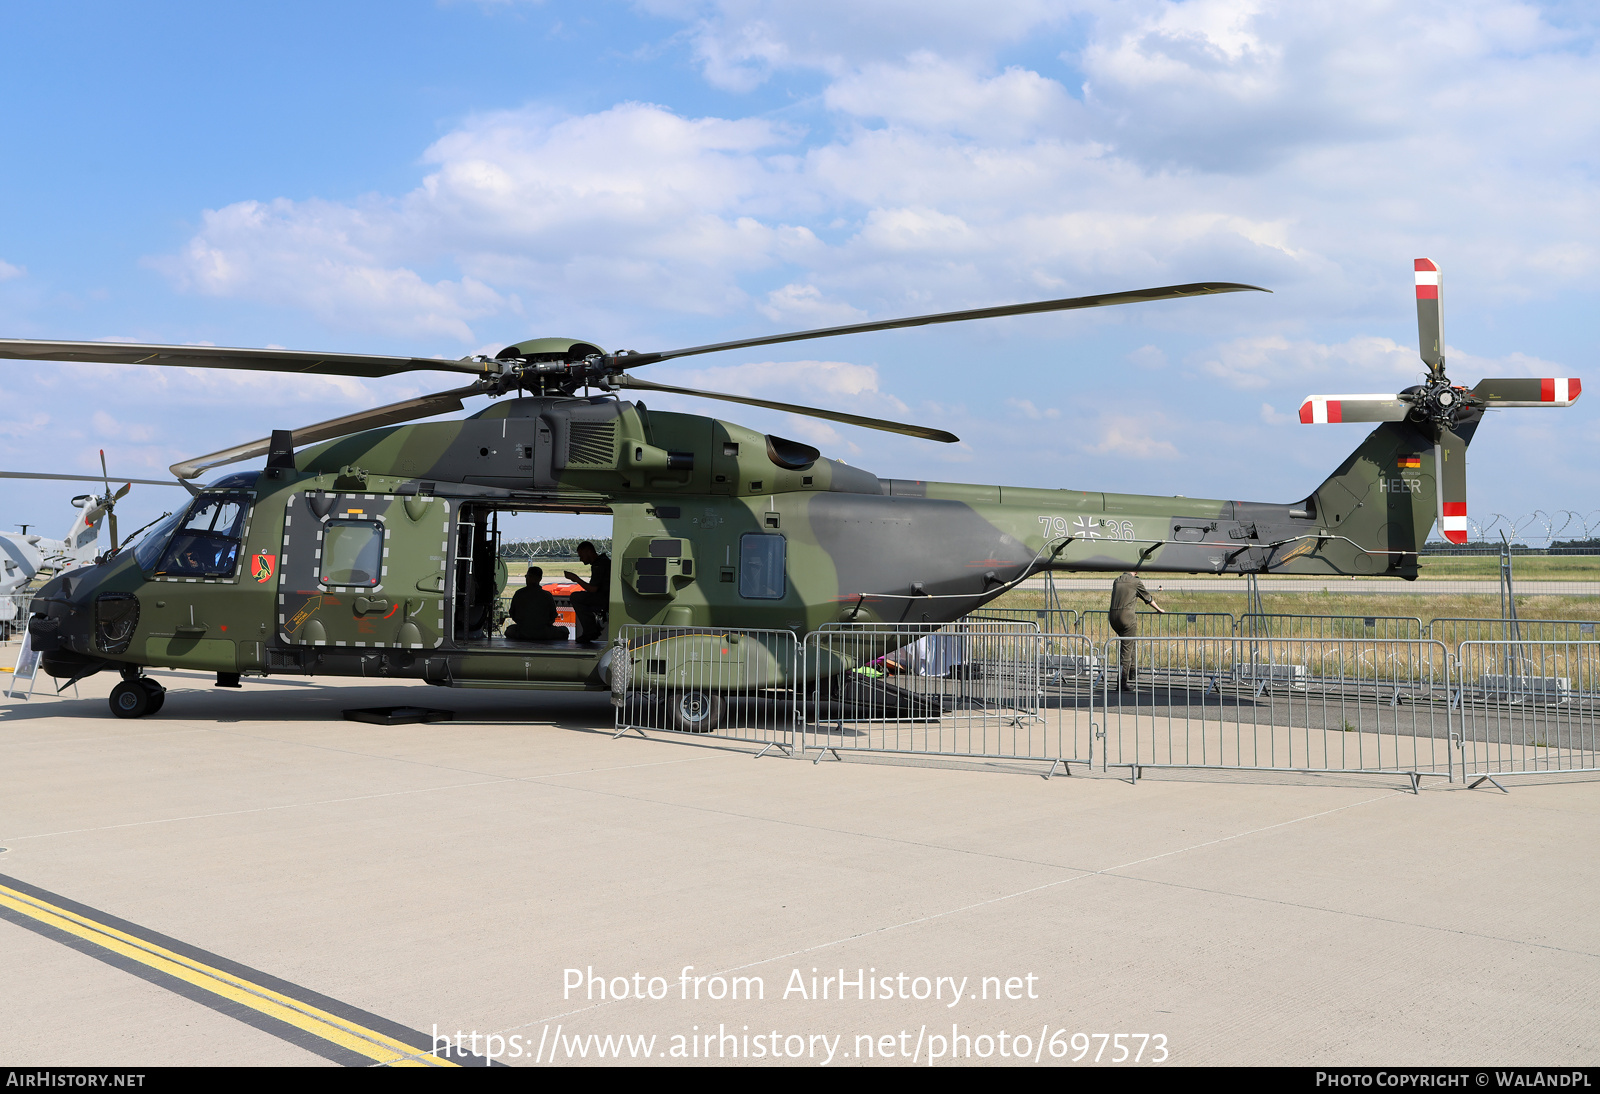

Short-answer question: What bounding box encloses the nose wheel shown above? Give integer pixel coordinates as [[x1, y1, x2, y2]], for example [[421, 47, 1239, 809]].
[[109, 675, 166, 719]]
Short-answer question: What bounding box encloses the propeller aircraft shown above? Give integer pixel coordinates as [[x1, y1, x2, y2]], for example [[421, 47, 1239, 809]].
[[0, 455, 178, 637], [2, 262, 1580, 725]]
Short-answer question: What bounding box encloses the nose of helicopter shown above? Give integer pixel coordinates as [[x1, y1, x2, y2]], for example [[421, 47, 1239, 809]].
[[27, 563, 111, 679]]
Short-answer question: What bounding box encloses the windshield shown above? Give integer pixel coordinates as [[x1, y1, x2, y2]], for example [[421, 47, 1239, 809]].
[[132, 511, 185, 571], [150, 494, 251, 578]]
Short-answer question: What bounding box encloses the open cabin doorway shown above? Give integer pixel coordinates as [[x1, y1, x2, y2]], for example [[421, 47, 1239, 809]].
[[451, 502, 613, 649]]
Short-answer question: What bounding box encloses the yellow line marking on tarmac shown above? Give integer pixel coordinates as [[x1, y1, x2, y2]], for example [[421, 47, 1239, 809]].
[[0, 881, 457, 1067]]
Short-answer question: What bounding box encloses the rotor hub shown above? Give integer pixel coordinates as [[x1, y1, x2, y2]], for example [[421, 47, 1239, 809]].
[[1404, 379, 1470, 427]]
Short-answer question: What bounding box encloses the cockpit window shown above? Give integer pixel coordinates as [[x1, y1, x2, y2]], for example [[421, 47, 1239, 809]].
[[132, 512, 184, 571], [152, 494, 250, 578]]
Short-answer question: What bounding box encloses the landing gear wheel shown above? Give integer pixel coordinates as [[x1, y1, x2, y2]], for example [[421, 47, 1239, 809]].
[[139, 678, 166, 715], [668, 690, 723, 734], [109, 681, 152, 719]]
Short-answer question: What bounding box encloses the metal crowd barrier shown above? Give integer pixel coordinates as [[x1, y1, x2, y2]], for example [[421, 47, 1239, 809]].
[[1, 591, 31, 642], [607, 619, 1600, 789], [1428, 617, 1600, 651], [969, 607, 1080, 633], [611, 625, 800, 754], [1096, 635, 1456, 789], [798, 623, 1095, 774], [1237, 613, 1424, 642], [1453, 640, 1600, 786], [1078, 610, 1236, 645]]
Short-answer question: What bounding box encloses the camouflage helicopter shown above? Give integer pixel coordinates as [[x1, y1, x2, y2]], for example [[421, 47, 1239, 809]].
[[2, 261, 1580, 724]]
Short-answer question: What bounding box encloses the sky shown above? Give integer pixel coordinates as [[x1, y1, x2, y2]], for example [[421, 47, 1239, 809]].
[[1, 0, 1596, 546]]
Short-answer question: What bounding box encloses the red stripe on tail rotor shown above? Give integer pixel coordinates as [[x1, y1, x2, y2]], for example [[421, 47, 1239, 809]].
[[1541, 378, 1555, 402]]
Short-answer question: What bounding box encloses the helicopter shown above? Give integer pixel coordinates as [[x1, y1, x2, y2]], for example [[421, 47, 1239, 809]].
[[2, 262, 1580, 724]]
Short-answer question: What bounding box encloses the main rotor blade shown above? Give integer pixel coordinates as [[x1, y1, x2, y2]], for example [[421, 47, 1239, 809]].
[[613, 374, 959, 443], [0, 339, 497, 380], [1297, 394, 1411, 423], [624, 282, 1269, 366], [1470, 377, 1582, 407], [1435, 425, 1468, 545], [169, 384, 482, 480], [1415, 258, 1443, 373], [0, 471, 180, 487]]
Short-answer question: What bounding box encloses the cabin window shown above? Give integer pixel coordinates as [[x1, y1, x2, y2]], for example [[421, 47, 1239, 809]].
[[320, 521, 384, 587], [739, 533, 785, 599], [152, 494, 249, 577]]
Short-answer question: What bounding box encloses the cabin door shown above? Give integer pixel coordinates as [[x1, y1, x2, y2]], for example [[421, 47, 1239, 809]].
[[275, 490, 449, 651]]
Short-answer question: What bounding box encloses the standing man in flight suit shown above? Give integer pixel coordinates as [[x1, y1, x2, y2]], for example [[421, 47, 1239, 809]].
[[1110, 571, 1166, 690]]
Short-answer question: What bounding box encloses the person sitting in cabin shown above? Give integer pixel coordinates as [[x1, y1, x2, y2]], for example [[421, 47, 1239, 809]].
[[504, 567, 569, 642], [565, 541, 611, 644]]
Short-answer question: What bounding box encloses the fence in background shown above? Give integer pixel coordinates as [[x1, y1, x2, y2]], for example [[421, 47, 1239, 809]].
[[0, 591, 30, 642], [1453, 640, 1600, 785], [1426, 618, 1600, 650], [608, 620, 1600, 787], [1097, 635, 1455, 788], [800, 624, 1094, 773], [611, 625, 799, 754]]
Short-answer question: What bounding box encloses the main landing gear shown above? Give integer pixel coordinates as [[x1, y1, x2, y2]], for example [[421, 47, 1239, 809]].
[[109, 667, 165, 719]]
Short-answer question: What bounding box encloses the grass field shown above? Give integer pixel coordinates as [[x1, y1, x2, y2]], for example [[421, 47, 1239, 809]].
[[1414, 554, 1600, 580], [988, 586, 1600, 624]]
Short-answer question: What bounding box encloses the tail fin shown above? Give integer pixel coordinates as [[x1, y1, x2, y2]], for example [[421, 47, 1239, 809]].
[[1301, 415, 1480, 577]]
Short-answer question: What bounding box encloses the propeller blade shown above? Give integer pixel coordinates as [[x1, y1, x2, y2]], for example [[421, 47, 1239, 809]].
[[109, 511, 119, 553], [1297, 394, 1411, 424], [99, 449, 111, 499], [1435, 425, 1468, 545], [621, 282, 1269, 367], [169, 384, 482, 480], [612, 374, 960, 443], [0, 471, 181, 486], [1415, 258, 1443, 373], [1469, 377, 1582, 407], [112, 483, 132, 502], [0, 339, 499, 380]]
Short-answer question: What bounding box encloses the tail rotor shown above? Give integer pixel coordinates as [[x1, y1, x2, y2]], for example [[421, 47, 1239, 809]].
[[1298, 259, 1581, 545]]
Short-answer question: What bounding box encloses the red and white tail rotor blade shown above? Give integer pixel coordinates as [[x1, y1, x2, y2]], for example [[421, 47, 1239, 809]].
[[1469, 377, 1582, 407], [1435, 426, 1469, 545], [1297, 394, 1410, 424], [1415, 258, 1443, 371]]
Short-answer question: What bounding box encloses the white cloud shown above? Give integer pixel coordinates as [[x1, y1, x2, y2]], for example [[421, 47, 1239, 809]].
[[1198, 335, 1423, 391], [1259, 401, 1292, 425], [1006, 397, 1060, 420], [117, 2, 1599, 516], [0, 259, 24, 281], [1126, 344, 1166, 369], [641, 0, 1073, 89], [825, 53, 1082, 140], [658, 358, 906, 407], [756, 283, 865, 324], [1081, 412, 1182, 459]]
